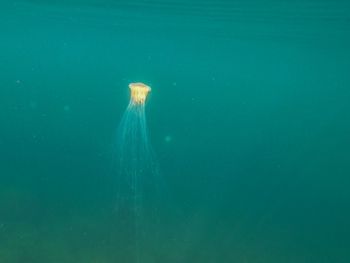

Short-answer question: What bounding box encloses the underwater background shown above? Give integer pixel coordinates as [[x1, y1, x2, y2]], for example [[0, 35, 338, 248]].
[[1, 1, 350, 262]]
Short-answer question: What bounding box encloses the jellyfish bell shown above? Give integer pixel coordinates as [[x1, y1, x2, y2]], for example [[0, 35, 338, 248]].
[[129, 82, 151, 104]]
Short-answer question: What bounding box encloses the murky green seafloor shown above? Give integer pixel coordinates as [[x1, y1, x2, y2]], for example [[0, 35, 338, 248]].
[[1, 1, 350, 262]]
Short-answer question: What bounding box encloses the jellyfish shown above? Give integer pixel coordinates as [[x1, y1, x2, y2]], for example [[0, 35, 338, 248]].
[[114, 82, 159, 262], [116, 82, 153, 195], [116, 82, 153, 204]]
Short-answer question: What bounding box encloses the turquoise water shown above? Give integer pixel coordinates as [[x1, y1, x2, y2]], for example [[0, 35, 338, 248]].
[[1, 1, 350, 262]]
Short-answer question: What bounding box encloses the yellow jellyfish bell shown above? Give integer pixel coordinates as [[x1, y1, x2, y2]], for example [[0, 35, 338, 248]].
[[129, 82, 151, 104]]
